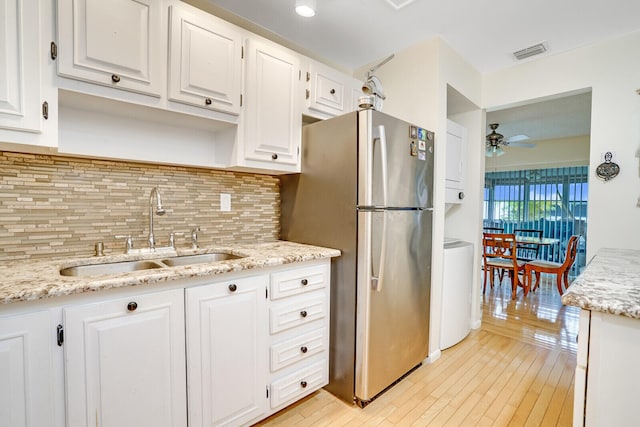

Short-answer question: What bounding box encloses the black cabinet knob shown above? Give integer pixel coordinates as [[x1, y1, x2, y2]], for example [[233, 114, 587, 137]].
[[111, 74, 120, 83], [300, 346, 308, 353], [271, 153, 278, 160], [300, 380, 307, 388], [301, 279, 308, 286], [300, 310, 307, 318], [127, 301, 138, 311], [205, 98, 212, 105], [228, 284, 237, 292], [458, 192, 465, 200], [330, 88, 336, 95]]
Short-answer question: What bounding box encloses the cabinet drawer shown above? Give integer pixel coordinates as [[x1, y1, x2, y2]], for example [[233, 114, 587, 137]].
[[270, 327, 326, 372], [269, 293, 326, 334], [270, 263, 327, 300], [270, 359, 327, 409]]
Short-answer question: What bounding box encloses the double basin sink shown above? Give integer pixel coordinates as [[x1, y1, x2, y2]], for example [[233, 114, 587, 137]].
[[60, 252, 243, 277]]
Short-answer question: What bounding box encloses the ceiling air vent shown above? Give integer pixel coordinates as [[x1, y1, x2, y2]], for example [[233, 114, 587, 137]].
[[513, 43, 547, 60], [383, 0, 417, 10]]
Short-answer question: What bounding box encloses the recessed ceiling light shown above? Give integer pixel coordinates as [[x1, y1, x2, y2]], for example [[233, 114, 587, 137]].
[[295, 0, 316, 17]]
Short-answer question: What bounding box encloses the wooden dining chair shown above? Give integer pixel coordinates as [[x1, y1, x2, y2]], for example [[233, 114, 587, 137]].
[[482, 227, 504, 284], [525, 235, 581, 296], [513, 229, 543, 262], [482, 233, 526, 300]]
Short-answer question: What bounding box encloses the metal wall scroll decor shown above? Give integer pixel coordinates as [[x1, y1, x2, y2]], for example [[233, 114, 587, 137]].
[[595, 151, 620, 181]]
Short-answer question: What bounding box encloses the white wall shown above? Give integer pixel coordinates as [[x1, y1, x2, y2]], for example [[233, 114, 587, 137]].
[[483, 30, 640, 258]]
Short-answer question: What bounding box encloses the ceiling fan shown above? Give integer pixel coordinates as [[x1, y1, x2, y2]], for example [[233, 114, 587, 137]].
[[485, 123, 535, 157]]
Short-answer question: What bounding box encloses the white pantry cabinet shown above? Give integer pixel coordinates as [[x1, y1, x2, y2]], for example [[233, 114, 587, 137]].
[[0, 310, 56, 427], [445, 119, 467, 204], [0, 0, 57, 150], [168, 3, 243, 115], [241, 37, 302, 172], [63, 288, 187, 427], [57, 0, 164, 97], [186, 275, 268, 427]]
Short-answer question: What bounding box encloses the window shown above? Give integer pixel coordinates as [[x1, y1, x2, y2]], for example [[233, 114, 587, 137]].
[[484, 166, 588, 275]]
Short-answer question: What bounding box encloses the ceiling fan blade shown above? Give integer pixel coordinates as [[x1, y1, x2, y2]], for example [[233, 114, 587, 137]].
[[505, 134, 530, 143], [508, 141, 536, 148]]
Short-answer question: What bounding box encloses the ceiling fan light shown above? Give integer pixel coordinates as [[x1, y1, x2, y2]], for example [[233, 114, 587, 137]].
[[295, 0, 316, 17]]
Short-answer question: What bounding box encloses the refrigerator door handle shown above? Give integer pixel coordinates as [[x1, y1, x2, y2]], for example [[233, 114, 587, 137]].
[[370, 125, 388, 292], [377, 125, 389, 207], [371, 210, 387, 292]]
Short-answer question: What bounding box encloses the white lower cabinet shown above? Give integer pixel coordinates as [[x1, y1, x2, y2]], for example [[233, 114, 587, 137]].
[[268, 261, 331, 412], [0, 310, 56, 427], [2, 259, 332, 427], [575, 309, 640, 427], [63, 288, 187, 427], [186, 275, 268, 427]]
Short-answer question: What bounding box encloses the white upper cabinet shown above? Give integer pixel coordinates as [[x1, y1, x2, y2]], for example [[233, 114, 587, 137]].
[[57, 0, 163, 97], [242, 37, 301, 170], [303, 58, 362, 119], [0, 0, 56, 149], [168, 3, 243, 115], [0, 0, 41, 132]]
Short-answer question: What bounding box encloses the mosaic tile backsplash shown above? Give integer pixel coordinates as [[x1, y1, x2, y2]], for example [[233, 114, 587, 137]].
[[0, 151, 280, 262]]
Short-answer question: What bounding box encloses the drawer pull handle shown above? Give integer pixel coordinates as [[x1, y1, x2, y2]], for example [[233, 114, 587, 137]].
[[300, 380, 308, 388], [228, 284, 237, 292], [205, 97, 212, 105], [127, 301, 138, 311], [300, 346, 308, 353], [111, 74, 120, 83], [300, 310, 308, 318], [272, 153, 278, 160], [301, 279, 308, 286]]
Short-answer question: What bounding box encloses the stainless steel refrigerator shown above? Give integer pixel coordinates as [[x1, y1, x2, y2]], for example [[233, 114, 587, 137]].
[[281, 109, 434, 406]]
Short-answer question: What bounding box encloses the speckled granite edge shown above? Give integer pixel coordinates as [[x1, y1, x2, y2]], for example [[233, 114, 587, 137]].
[[0, 241, 341, 305], [562, 248, 640, 319]]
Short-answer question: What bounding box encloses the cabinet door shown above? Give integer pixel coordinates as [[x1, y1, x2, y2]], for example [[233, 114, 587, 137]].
[[0, 0, 42, 132], [57, 0, 163, 96], [64, 289, 186, 427], [244, 38, 301, 167], [306, 61, 347, 117], [445, 119, 466, 203], [168, 4, 243, 115], [0, 311, 55, 427], [186, 275, 268, 427]]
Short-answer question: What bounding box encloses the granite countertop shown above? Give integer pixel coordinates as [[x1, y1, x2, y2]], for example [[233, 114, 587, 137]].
[[0, 241, 341, 305], [562, 248, 640, 319]]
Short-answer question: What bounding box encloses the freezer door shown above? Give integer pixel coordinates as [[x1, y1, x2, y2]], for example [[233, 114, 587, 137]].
[[355, 208, 431, 402], [358, 110, 434, 209]]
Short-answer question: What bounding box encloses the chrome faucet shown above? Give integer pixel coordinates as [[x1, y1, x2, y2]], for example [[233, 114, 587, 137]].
[[148, 187, 166, 249]]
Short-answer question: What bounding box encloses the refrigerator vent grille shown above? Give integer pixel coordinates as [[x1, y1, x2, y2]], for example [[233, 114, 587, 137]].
[[383, 0, 417, 10]]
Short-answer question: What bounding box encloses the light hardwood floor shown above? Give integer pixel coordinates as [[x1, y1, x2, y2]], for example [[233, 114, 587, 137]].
[[256, 276, 579, 426]]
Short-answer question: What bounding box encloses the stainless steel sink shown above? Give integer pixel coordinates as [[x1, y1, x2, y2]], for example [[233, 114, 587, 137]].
[[60, 260, 165, 277], [161, 253, 243, 267]]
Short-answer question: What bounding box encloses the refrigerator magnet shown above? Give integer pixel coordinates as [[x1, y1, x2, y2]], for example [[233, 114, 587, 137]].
[[418, 151, 426, 161], [409, 125, 418, 139], [418, 140, 426, 151], [418, 128, 427, 141], [410, 141, 418, 156]]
